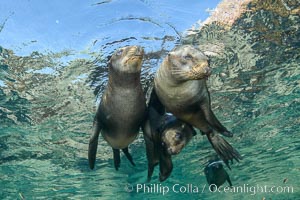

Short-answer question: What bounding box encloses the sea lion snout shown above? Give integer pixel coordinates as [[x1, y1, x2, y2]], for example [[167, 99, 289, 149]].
[[112, 45, 144, 72], [167, 147, 180, 155], [133, 46, 144, 56], [126, 45, 144, 58], [188, 61, 211, 80]]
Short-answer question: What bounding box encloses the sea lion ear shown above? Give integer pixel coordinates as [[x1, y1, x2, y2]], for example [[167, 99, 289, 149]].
[[181, 124, 186, 130], [107, 55, 112, 62], [107, 56, 113, 68], [107, 60, 112, 69]]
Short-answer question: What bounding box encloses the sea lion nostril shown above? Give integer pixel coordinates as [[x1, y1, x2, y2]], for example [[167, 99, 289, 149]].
[[135, 46, 144, 55], [135, 48, 144, 56], [205, 67, 212, 75]]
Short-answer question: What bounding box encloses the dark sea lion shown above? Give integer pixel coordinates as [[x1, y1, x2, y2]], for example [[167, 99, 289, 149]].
[[204, 158, 232, 191], [88, 46, 146, 170], [153, 45, 242, 167], [143, 89, 196, 182]]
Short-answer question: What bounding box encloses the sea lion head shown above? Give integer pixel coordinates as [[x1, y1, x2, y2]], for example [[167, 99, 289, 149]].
[[110, 45, 144, 73], [204, 159, 228, 191], [161, 122, 196, 155], [166, 45, 211, 81]]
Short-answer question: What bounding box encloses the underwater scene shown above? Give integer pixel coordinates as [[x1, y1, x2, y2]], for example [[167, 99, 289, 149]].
[[0, 0, 299, 199]]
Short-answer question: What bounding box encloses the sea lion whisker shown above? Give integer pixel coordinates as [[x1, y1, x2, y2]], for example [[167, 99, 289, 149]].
[[172, 66, 184, 69], [171, 69, 188, 73], [172, 72, 188, 76], [171, 72, 188, 75], [171, 69, 186, 71]]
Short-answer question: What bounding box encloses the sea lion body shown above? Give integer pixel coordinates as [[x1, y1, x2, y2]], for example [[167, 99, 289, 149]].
[[154, 45, 242, 166], [88, 46, 146, 170], [98, 84, 145, 149], [204, 159, 232, 191], [143, 89, 196, 182]]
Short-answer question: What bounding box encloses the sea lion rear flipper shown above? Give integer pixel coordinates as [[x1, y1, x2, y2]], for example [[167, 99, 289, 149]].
[[206, 132, 242, 169], [113, 148, 121, 171], [88, 120, 102, 169], [122, 148, 135, 166], [227, 174, 233, 187]]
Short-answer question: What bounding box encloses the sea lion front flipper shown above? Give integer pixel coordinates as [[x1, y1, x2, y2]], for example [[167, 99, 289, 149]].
[[148, 87, 165, 116], [88, 120, 102, 169], [113, 148, 121, 171], [122, 148, 135, 166], [145, 86, 166, 132], [206, 132, 242, 169], [141, 120, 159, 182], [159, 149, 173, 182], [200, 95, 233, 137], [145, 138, 158, 182], [148, 87, 166, 133]]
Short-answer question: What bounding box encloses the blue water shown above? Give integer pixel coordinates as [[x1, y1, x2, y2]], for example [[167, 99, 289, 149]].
[[1, 0, 300, 199]]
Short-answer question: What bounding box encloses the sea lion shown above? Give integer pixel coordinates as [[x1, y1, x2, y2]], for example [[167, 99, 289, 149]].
[[88, 45, 146, 170], [153, 45, 242, 167], [143, 89, 196, 182], [204, 158, 232, 191]]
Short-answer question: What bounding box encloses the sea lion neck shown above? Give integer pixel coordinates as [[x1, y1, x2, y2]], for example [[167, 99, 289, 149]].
[[108, 67, 141, 87]]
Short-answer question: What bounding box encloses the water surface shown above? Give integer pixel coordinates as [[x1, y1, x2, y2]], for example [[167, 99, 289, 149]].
[[0, 0, 299, 199]]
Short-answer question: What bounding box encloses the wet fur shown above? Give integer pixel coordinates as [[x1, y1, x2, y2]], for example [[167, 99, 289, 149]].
[[88, 46, 146, 170], [143, 89, 196, 182], [154, 45, 242, 168]]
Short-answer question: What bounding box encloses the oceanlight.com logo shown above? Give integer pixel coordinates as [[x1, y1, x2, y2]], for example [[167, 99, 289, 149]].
[[124, 183, 294, 196], [208, 184, 294, 195]]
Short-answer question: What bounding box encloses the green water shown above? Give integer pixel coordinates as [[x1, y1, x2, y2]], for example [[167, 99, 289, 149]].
[[1, 0, 300, 199]]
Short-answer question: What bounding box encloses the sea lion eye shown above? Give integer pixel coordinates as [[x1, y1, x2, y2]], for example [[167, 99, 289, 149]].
[[184, 54, 193, 60], [175, 132, 182, 140], [116, 49, 123, 56]]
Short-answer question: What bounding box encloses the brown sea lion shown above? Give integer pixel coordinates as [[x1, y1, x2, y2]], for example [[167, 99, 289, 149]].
[[153, 45, 242, 167], [143, 89, 196, 181], [88, 46, 146, 170]]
